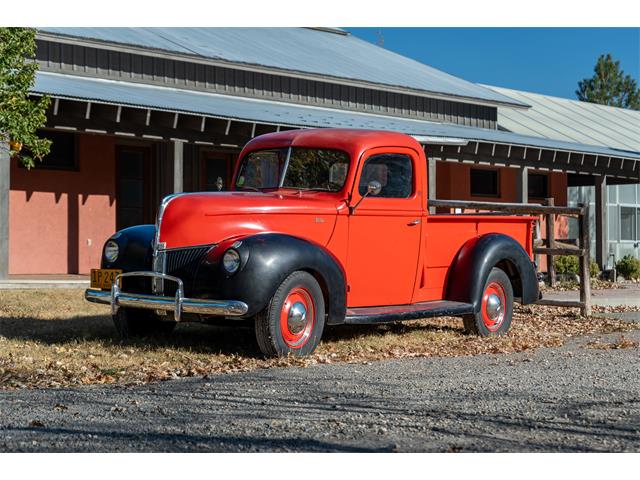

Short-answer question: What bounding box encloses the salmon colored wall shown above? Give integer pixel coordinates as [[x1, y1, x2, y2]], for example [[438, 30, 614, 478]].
[[9, 134, 116, 274], [435, 162, 568, 206]]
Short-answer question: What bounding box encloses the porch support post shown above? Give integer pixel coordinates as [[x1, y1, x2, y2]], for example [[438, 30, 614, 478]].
[[595, 175, 608, 270], [173, 140, 184, 194], [427, 156, 437, 214], [0, 139, 10, 279], [516, 165, 529, 204]]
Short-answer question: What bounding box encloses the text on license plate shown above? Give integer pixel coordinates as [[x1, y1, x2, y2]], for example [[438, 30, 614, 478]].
[[90, 269, 122, 289]]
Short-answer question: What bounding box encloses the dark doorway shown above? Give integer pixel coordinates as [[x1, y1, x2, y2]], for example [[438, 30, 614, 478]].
[[202, 153, 234, 191], [116, 146, 153, 230]]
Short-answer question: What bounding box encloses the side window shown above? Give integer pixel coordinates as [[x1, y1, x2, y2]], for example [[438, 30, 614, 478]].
[[358, 154, 413, 198]]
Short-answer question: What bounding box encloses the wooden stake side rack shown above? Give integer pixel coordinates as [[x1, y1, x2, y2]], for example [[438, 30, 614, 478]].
[[429, 198, 592, 316]]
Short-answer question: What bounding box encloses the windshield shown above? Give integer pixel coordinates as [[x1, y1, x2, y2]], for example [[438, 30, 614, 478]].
[[235, 147, 350, 192]]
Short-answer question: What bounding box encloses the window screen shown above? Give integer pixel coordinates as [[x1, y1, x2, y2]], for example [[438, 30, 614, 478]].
[[470, 168, 499, 196], [358, 154, 413, 198]]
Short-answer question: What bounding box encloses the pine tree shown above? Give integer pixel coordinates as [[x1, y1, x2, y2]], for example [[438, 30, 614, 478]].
[[576, 54, 640, 110]]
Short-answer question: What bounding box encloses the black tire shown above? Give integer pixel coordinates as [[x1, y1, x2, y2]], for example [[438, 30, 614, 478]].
[[462, 267, 514, 336], [112, 308, 176, 338], [254, 271, 325, 358]]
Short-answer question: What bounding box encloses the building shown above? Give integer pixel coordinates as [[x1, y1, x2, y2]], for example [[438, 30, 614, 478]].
[[1, 27, 638, 276], [487, 85, 640, 268]]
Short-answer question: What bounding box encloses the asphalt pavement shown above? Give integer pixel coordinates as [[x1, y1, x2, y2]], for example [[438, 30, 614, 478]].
[[1, 329, 638, 452]]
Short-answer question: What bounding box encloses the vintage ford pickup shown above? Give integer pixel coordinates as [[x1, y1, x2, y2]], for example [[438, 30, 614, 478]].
[[86, 129, 539, 357]]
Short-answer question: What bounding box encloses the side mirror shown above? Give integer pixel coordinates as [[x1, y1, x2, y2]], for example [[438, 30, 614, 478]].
[[350, 180, 382, 214], [367, 180, 382, 196]]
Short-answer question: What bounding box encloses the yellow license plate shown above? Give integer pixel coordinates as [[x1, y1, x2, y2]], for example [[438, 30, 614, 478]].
[[90, 269, 122, 289]]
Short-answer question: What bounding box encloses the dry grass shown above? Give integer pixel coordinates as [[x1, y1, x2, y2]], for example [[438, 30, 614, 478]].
[[1, 289, 639, 390]]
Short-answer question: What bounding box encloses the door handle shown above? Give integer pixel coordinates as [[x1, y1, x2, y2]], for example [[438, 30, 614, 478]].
[[408, 219, 421, 226]]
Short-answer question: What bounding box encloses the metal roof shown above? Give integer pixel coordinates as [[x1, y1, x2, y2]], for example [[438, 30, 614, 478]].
[[487, 85, 640, 152], [34, 71, 640, 163], [37, 27, 527, 109]]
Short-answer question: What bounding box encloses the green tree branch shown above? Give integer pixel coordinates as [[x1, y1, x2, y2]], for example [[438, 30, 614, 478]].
[[0, 27, 51, 168], [577, 53, 640, 110]]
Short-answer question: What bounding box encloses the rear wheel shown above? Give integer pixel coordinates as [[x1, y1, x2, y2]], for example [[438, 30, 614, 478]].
[[254, 271, 325, 357], [112, 308, 176, 338], [463, 267, 513, 336]]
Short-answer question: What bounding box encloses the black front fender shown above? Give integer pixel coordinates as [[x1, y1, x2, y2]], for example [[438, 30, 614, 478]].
[[445, 233, 538, 311], [100, 224, 155, 271], [193, 233, 347, 323]]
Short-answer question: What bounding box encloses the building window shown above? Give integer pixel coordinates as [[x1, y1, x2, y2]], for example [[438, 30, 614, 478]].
[[470, 168, 499, 197], [620, 207, 637, 241], [33, 131, 77, 170], [528, 173, 549, 199], [619, 184, 638, 204], [609, 206, 619, 241]]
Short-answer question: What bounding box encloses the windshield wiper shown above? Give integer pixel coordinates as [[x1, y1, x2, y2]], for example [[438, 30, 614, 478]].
[[291, 187, 335, 192]]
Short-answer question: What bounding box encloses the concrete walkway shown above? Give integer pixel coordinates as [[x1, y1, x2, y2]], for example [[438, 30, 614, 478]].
[[542, 283, 640, 307], [0, 275, 89, 290]]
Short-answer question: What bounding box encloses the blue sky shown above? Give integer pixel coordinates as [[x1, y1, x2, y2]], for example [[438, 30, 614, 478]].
[[346, 28, 639, 99]]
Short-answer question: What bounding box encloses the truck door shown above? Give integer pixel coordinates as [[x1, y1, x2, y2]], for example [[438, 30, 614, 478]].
[[346, 147, 423, 307]]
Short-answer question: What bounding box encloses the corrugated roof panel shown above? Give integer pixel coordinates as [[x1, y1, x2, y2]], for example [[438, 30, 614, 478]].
[[38, 27, 527, 108], [33, 72, 640, 162], [498, 88, 639, 149], [488, 85, 640, 152]]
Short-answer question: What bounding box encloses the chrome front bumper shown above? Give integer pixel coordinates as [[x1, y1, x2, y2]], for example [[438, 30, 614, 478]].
[[84, 271, 249, 322]]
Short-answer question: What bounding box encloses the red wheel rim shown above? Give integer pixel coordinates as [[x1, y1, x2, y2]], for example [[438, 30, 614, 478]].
[[279, 287, 315, 348], [481, 281, 506, 331]]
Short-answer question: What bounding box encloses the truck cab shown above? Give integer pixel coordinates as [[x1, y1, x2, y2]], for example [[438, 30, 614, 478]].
[[86, 128, 539, 357]]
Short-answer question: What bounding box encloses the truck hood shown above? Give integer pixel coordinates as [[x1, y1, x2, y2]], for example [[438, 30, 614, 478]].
[[158, 191, 346, 249]]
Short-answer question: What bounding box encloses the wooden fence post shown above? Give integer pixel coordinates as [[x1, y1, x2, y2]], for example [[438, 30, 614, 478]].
[[578, 203, 592, 316], [545, 198, 556, 287]]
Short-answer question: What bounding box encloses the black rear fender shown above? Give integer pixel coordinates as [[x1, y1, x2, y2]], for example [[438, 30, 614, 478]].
[[445, 233, 538, 311]]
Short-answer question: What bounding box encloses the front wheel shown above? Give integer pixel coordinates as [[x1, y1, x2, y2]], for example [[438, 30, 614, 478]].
[[462, 267, 513, 336], [254, 271, 325, 357]]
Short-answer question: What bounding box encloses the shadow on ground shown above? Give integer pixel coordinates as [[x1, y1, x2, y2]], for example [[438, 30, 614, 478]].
[[0, 308, 466, 358]]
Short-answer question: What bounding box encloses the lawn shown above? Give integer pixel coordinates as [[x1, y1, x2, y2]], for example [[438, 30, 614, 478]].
[[0, 289, 638, 389]]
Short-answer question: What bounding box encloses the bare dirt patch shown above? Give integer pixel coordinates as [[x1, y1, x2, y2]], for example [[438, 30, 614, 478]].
[[1, 289, 638, 390]]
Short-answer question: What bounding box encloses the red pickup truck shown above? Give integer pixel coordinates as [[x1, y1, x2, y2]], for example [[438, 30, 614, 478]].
[[86, 129, 539, 357]]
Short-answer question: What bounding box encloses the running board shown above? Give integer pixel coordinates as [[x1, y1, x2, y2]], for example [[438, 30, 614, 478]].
[[345, 300, 474, 325]]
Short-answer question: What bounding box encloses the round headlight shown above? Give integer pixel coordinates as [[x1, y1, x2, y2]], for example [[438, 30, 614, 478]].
[[104, 240, 119, 263], [222, 248, 241, 274]]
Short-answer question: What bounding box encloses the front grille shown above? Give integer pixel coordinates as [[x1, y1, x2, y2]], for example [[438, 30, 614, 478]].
[[164, 246, 211, 278]]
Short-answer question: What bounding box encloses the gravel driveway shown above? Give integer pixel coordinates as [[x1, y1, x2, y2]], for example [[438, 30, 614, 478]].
[[1, 330, 638, 452]]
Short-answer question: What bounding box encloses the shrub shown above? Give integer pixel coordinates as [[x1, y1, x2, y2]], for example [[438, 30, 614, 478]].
[[555, 255, 579, 275], [554, 255, 600, 279], [616, 255, 640, 280], [589, 259, 601, 279]]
